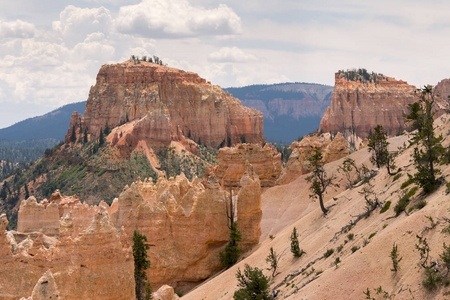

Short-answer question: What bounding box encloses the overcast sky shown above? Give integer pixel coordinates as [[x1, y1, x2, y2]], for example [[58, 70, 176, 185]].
[[0, 0, 449, 129]]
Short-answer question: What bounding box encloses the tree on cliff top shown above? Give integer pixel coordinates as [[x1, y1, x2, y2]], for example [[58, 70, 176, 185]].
[[405, 86, 445, 193], [306, 150, 338, 215], [133, 230, 153, 300]]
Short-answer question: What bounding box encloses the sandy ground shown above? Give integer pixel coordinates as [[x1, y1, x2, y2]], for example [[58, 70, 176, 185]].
[[183, 121, 450, 299]]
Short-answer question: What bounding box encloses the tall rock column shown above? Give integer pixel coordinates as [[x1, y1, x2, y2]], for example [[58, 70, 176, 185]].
[[237, 161, 262, 250]]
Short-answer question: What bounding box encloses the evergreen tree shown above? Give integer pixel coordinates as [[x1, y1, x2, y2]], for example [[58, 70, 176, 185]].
[[367, 125, 389, 169], [83, 128, 88, 144], [99, 128, 105, 147], [220, 222, 242, 268], [104, 122, 110, 135], [220, 187, 242, 268], [233, 264, 270, 300], [70, 125, 77, 143], [24, 184, 30, 199], [405, 86, 445, 193], [290, 227, 305, 258], [306, 150, 338, 215], [133, 230, 153, 300]]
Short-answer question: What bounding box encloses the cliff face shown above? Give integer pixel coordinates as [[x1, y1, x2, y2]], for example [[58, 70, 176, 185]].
[[319, 72, 416, 139], [434, 78, 450, 117], [0, 165, 262, 298], [73, 60, 264, 148], [214, 143, 282, 188]]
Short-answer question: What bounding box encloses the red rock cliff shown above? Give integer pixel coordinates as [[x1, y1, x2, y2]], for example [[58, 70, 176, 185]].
[[75, 60, 264, 148], [319, 72, 416, 139]]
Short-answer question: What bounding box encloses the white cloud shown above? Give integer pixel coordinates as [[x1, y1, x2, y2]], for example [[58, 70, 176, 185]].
[[115, 0, 242, 38], [0, 19, 35, 39], [208, 47, 257, 63], [52, 5, 112, 45]]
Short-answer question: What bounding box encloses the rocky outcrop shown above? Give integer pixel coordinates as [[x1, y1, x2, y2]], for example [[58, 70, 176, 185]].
[[153, 285, 180, 300], [277, 133, 349, 184], [68, 60, 265, 149], [319, 71, 416, 139], [434, 78, 450, 117], [237, 162, 262, 249], [112, 171, 261, 292], [214, 143, 282, 188], [1, 167, 262, 298], [0, 207, 134, 299]]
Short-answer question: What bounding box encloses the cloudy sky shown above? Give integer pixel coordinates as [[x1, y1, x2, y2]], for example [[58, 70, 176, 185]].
[[0, 0, 449, 129]]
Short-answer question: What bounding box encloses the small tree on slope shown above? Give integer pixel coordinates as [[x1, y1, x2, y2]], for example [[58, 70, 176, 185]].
[[405, 86, 445, 193], [233, 264, 270, 300], [133, 230, 153, 300], [306, 150, 339, 215]]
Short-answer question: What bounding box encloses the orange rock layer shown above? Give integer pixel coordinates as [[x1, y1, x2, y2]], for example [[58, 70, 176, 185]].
[[0, 166, 262, 298], [67, 61, 265, 149], [319, 72, 416, 139]]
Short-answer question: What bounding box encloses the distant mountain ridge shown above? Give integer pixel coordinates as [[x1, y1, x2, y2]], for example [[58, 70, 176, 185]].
[[224, 82, 333, 144], [0, 101, 86, 141]]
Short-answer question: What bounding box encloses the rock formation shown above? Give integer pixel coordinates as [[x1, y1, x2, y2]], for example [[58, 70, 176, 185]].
[[277, 133, 349, 184], [0, 205, 134, 299], [434, 78, 450, 117], [319, 71, 416, 140], [214, 143, 282, 188], [0, 166, 263, 298], [67, 60, 265, 149]]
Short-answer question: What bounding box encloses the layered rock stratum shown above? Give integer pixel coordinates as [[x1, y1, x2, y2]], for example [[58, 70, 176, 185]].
[[67, 60, 265, 149], [319, 70, 416, 140], [214, 143, 282, 188]]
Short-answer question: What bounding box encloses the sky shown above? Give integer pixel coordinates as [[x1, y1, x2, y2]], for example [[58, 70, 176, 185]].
[[0, 0, 449, 129]]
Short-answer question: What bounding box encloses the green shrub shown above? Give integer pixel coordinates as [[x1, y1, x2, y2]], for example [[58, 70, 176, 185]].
[[347, 233, 354, 241], [416, 200, 427, 209], [400, 177, 413, 189], [422, 267, 442, 290], [324, 248, 334, 258], [233, 264, 270, 300], [351, 246, 359, 253], [393, 173, 402, 182], [368, 232, 377, 239], [380, 201, 391, 213]]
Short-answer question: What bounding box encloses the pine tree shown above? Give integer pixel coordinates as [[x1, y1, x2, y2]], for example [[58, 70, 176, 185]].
[[405, 86, 445, 193], [220, 222, 242, 268], [133, 231, 152, 300], [83, 128, 88, 144], [99, 128, 105, 147], [290, 227, 305, 258], [306, 150, 338, 215], [70, 125, 77, 143], [367, 125, 389, 169], [233, 264, 270, 300]]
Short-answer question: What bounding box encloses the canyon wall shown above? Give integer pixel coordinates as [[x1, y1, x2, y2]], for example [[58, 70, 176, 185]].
[[319, 72, 416, 139], [68, 61, 264, 149], [0, 165, 262, 298], [214, 143, 282, 188]]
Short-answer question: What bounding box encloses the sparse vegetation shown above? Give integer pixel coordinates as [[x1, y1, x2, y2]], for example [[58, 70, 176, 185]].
[[390, 242, 402, 272], [290, 227, 305, 258], [351, 246, 359, 253], [324, 248, 334, 258], [233, 264, 270, 300], [380, 201, 391, 213], [306, 150, 339, 215], [405, 86, 445, 193], [266, 247, 283, 277]]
